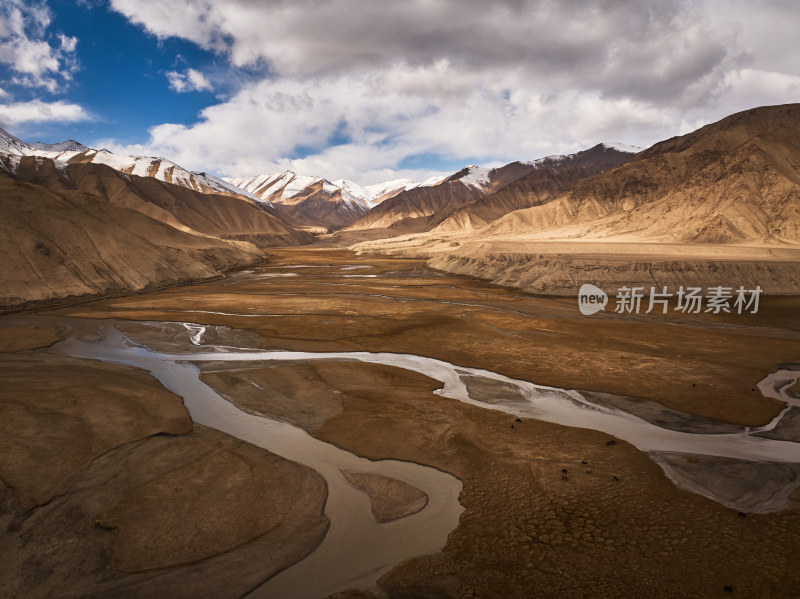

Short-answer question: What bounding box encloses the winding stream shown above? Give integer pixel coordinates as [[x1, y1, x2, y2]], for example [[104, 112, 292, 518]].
[[55, 320, 463, 599], [53, 317, 800, 597]]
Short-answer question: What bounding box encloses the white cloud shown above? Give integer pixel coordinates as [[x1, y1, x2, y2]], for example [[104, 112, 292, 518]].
[[102, 68, 685, 184], [108, 0, 747, 105], [101, 0, 800, 184], [165, 67, 213, 93], [0, 0, 79, 92], [59, 33, 77, 54], [0, 99, 89, 126], [717, 69, 800, 114]]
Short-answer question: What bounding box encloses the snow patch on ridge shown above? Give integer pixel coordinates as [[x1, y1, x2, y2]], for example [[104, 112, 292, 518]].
[[458, 166, 493, 189], [522, 153, 570, 167], [283, 174, 323, 198], [602, 142, 643, 154], [416, 174, 448, 188]]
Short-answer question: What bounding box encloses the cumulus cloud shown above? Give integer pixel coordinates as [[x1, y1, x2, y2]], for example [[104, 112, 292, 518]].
[[0, 99, 89, 126], [101, 70, 681, 184], [165, 67, 213, 93], [109, 0, 747, 105], [104, 0, 800, 182], [0, 0, 79, 92]]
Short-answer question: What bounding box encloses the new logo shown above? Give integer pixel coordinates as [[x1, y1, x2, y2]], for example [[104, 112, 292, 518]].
[[578, 284, 608, 316]]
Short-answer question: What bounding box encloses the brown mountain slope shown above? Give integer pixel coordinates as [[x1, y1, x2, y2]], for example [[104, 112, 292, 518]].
[[343, 145, 637, 241], [432, 144, 636, 232], [0, 157, 310, 310], [343, 181, 486, 235], [484, 104, 800, 245], [10, 156, 311, 248], [341, 162, 550, 237]]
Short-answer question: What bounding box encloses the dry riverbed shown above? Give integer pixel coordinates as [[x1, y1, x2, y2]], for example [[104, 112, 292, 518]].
[[2, 246, 800, 598]]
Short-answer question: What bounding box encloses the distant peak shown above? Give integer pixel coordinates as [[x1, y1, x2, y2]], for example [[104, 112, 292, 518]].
[[30, 139, 90, 152], [0, 127, 25, 142], [0, 127, 32, 156]]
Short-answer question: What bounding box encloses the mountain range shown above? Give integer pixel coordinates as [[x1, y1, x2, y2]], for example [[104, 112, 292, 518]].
[[1, 130, 442, 233], [341, 144, 638, 240], [0, 131, 310, 309], [0, 131, 261, 203], [223, 172, 428, 232], [1, 103, 799, 308], [352, 104, 800, 295]]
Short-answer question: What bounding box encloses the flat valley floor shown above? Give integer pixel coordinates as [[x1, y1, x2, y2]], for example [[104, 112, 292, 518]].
[[2, 247, 800, 598]]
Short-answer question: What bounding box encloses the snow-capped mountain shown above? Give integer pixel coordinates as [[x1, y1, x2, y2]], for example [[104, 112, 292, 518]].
[[227, 171, 447, 209], [1, 127, 644, 237], [341, 178, 437, 204], [227, 172, 427, 209], [226, 171, 368, 209], [332, 178, 373, 205], [1, 127, 435, 233], [361, 178, 417, 200], [0, 127, 264, 204], [223, 170, 452, 232], [0, 128, 31, 157], [225, 170, 376, 231]]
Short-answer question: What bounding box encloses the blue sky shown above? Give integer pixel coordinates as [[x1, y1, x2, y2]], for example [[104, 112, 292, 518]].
[[1, 0, 799, 184], [2, 1, 227, 144]]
